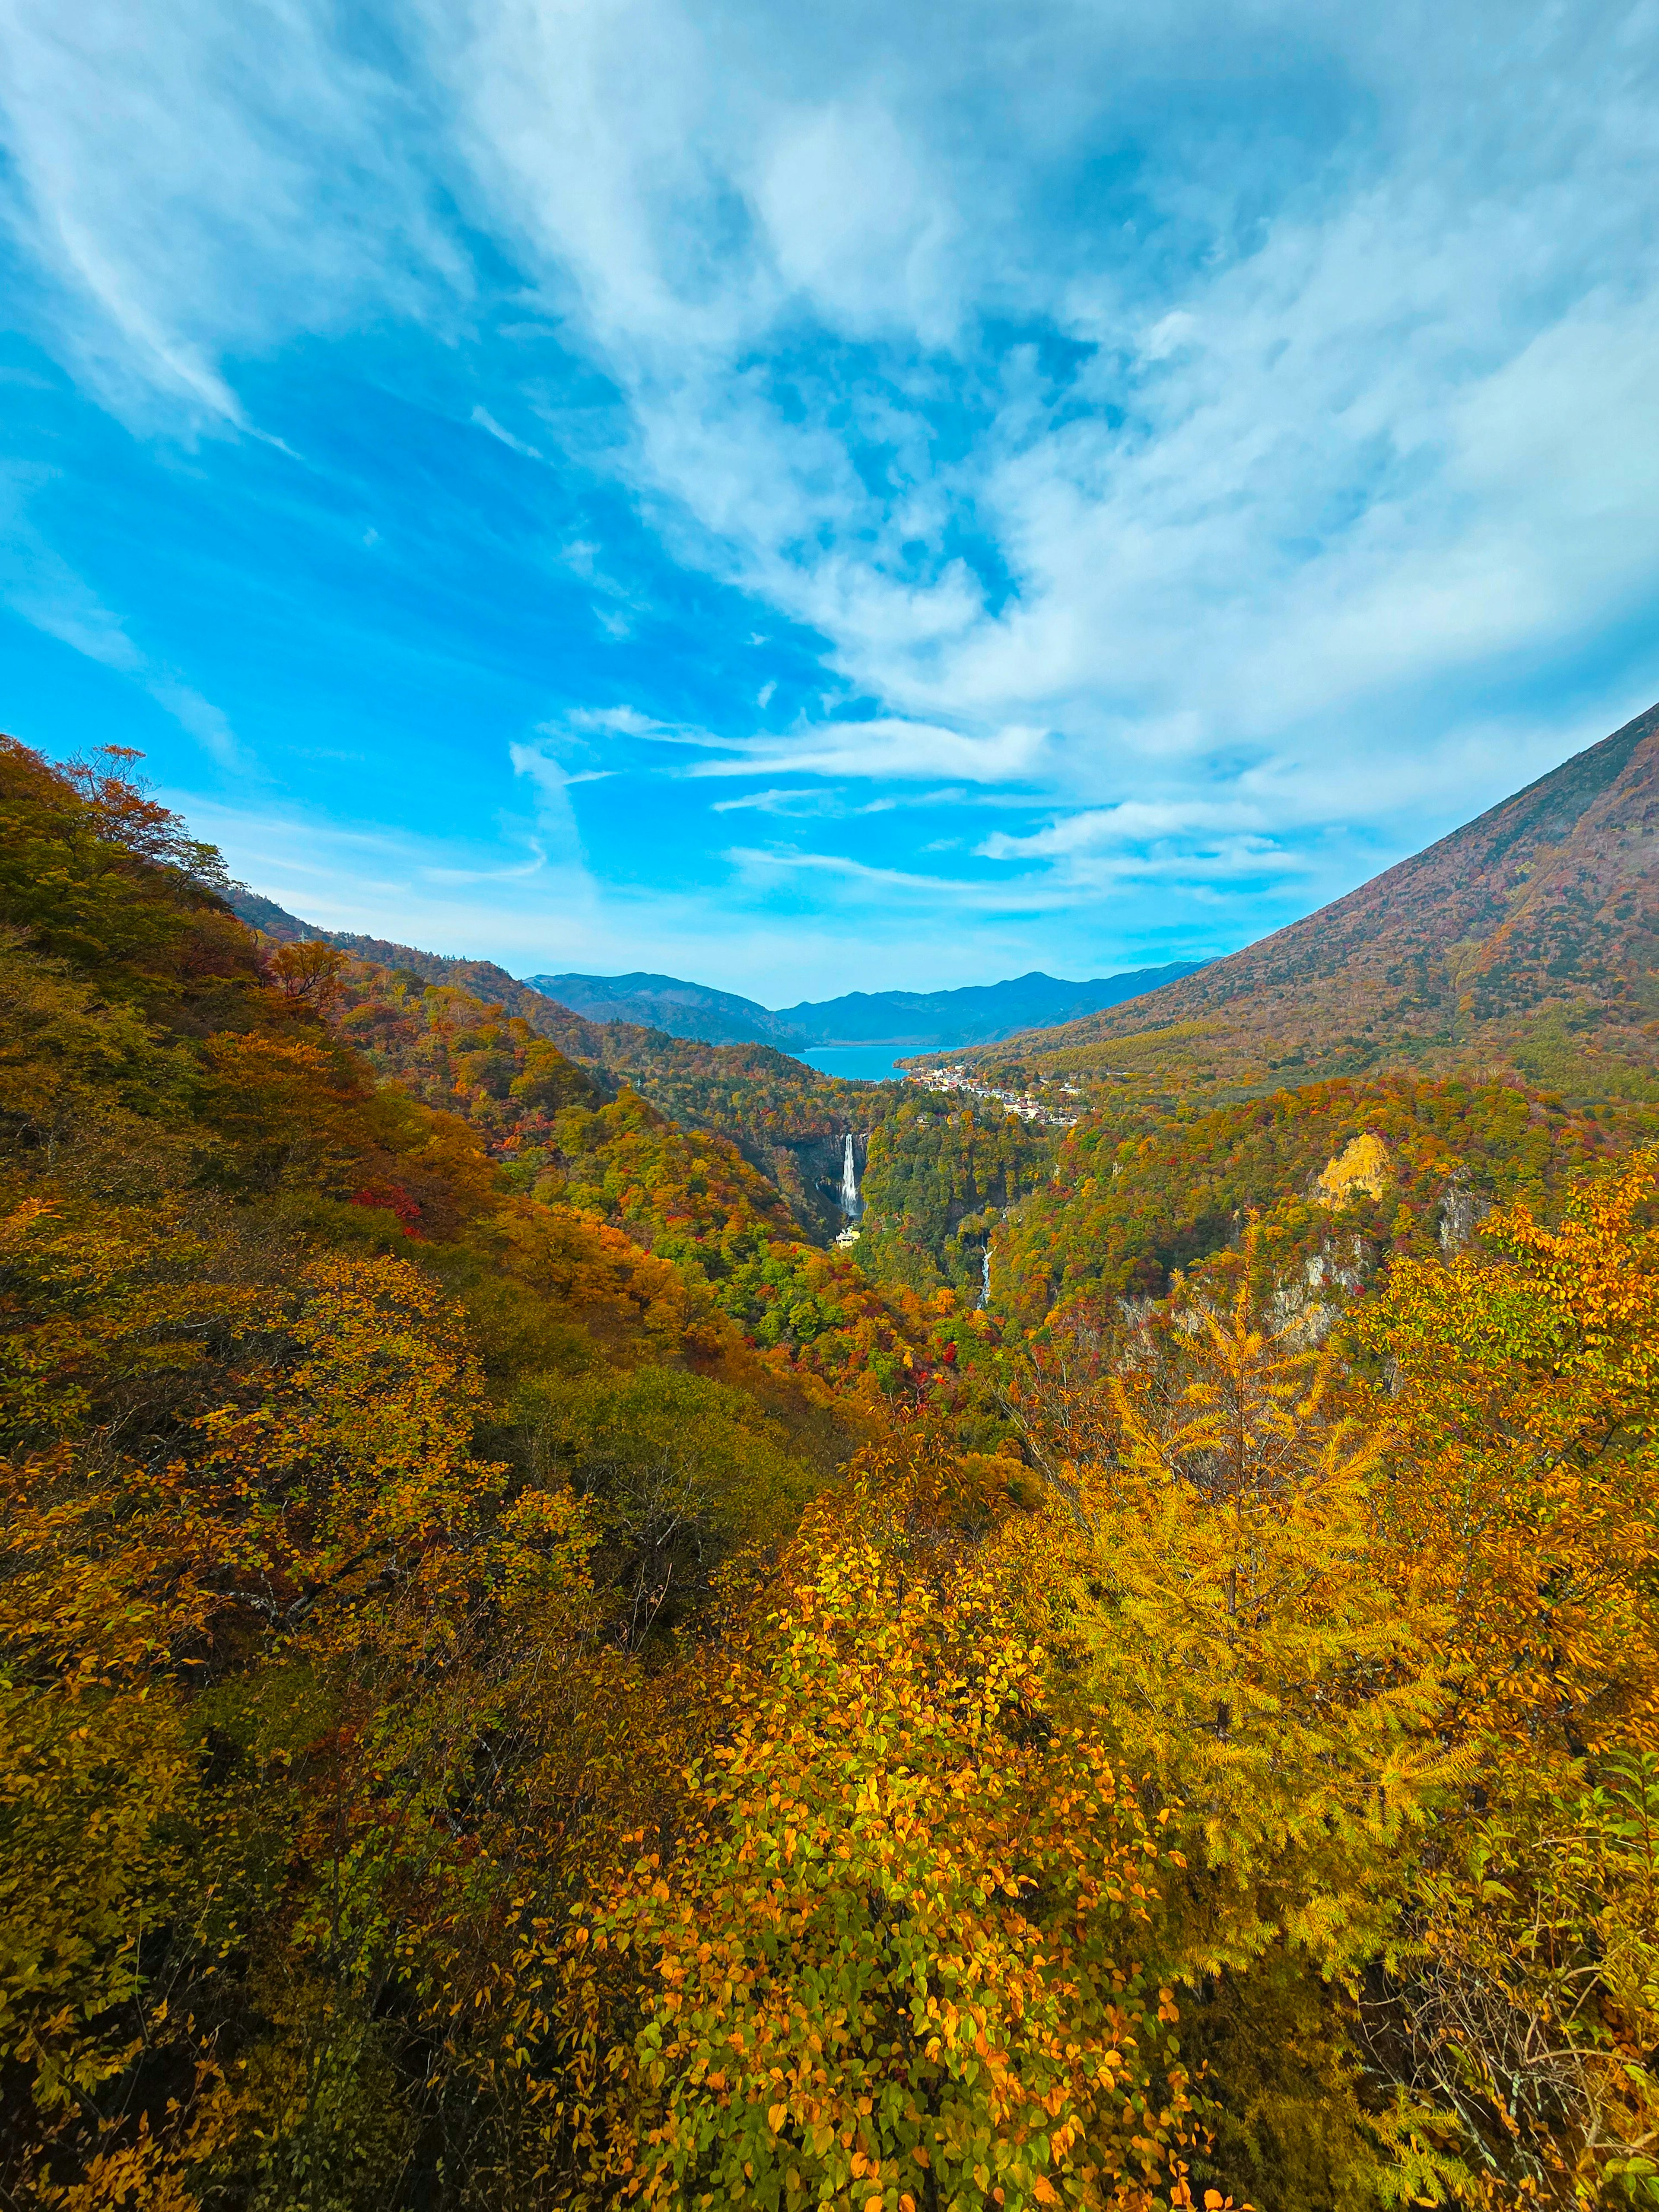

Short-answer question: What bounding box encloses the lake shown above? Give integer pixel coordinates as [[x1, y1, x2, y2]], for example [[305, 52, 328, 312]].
[[795, 1045, 963, 1084]]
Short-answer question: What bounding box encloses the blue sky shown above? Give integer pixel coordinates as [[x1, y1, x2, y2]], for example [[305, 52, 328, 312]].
[[2, 0, 1657, 1003]]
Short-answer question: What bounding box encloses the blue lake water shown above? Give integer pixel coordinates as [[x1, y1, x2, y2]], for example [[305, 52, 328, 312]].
[[796, 1045, 963, 1084]]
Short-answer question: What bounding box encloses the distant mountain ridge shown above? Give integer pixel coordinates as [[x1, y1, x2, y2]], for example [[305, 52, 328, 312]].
[[521, 963, 1206, 1048], [215, 893, 922, 1239], [518, 971, 796, 1048], [226, 695, 1659, 1109], [930, 700, 1659, 1103], [222, 890, 1202, 1053]]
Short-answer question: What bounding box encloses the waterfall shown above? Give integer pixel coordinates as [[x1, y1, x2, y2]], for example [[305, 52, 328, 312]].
[[839, 1133, 862, 1220], [979, 1242, 991, 1310]]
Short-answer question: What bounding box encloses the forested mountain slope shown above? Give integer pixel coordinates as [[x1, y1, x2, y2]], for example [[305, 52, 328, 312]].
[[519, 968, 800, 1046], [223, 889, 909, 1232], [933, 700, 1659, 1102], [11, 731, 1659, 2208], [773, 963, 1205, 1045], [991, 1071, 1626, 1322]]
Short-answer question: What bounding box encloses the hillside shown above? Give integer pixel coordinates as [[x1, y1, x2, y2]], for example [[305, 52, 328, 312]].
[[522, 968, 799, 1046], [13, 731, 1659, 2209], [526, 962, 1205, 1047], [219, 891, 918, 1236], [931, 700, 1659, 1103]]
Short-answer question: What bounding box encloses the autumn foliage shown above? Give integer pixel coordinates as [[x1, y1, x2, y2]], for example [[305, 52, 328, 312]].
[[3, 732, 1659, 2211]]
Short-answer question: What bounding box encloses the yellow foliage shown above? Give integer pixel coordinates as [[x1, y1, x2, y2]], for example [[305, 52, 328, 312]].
[[1008, 1241, 1459, 1983], [569, 1445, 1200, 2211], [1314, 1130, 1391, 1207], [1344, 1146, 1659, 2201]]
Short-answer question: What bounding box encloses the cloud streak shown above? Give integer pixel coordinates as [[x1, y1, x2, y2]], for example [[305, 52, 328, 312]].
[[0, 468, 247, 767], [2, 0, 1656, 993]]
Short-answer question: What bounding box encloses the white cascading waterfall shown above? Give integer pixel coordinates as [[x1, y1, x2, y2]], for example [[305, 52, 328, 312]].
[[839, 1133, 862, 1219], [979, 1243, 991, 1309]]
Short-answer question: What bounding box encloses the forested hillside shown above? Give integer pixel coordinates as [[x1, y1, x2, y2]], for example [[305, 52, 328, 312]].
[[989, 1072, 1639, 1325], [929, 701, 1659, 1106], [226, 887, 909, 1236], [856, 1095, 1059, 1299], [8, 733, 1659, 2212]]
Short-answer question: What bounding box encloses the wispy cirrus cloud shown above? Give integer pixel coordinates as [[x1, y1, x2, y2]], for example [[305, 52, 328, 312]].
[[710, 786, 849, 818], [689, 719, 1051, 784], [0, 0, 463, 427], [470, 404, 542, 461], [979, 797, 1275, 860], [0, 467, 247, 767], [2, 0, 1656, 995], [723, 843, 1081, 912], [537, 705, 1053, 786]]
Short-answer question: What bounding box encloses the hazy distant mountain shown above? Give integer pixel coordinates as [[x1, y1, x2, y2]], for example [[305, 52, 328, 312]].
[[225, 896, 1193, 1064], [523, 963, 1206, 1048], [521, 972, 800, 1047], [931, 700, 1659, 1101], [223, 887, 1202, 1051]]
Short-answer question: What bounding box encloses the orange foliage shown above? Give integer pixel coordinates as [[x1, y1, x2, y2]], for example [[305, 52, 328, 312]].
[[566, 1443, 1201, 2212], [1354, 1145, 1659, 1764]]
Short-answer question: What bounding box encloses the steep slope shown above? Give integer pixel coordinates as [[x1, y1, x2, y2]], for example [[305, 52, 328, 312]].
[[218, 891, 916, 1236], [936, 701, 1659, 1102]]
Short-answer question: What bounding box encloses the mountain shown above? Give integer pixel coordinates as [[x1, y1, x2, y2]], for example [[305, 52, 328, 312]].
[[229, 897, 1197, 1054], [522, 963, 1205, 1048], [929, 700, 1659, 1103], [216, 893, 918, 1238], [219, 896, 820, 1084], [521, 971, 798, 1047], [778, 966, 1206, 1045]]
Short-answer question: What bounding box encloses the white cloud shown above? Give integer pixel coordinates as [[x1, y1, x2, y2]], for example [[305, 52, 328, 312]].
[[0, 0, 463, 429], [753, 98, 958, 338], [506, 740, 598, 869], [711, 786, 847, 817], [536, 705, 1051, 786], [470, 404, 543, 459], [686, 717, 1052, 783], [724, 843, 1078, 910], [980, 797, 1271, 859], [407, 0, 1659, 855], [0, 469, 247, 766], [144, 680, 244, 771], [5, 0, 1658, 960]]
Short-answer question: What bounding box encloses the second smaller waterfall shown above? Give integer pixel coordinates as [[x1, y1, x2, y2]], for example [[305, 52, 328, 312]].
[[839, 1133, 863, 1220]]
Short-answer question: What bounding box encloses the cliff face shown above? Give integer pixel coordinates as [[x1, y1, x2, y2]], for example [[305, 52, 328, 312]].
[[940, 702, 1659, 1100]]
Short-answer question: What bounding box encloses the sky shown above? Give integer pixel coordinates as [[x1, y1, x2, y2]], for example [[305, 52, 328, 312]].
[[2, 0, 1657, 1005]]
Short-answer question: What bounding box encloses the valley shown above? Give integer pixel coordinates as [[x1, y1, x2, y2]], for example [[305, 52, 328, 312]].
[[4, 711, 1659, 2212], [9, 6, 1654, 2201]]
